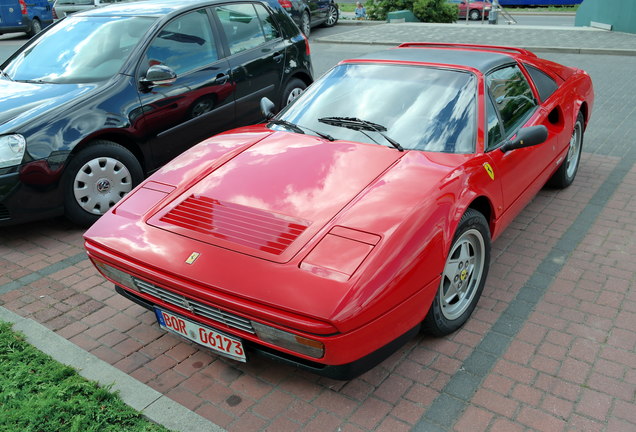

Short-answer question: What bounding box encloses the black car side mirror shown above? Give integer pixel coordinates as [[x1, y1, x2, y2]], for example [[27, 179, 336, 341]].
[[140, 65, 177, 88], [500, 125, 548, 153], [260, 97, 276, 120]]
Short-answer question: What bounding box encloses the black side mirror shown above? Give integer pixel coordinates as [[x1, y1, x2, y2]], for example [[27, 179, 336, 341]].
[[260, 97, 276, 120], [140, 65, 177, 88], [500, 125, 548, 153]]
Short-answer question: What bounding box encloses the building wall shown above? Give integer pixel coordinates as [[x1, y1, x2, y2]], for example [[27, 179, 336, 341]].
[[575, 0, 636, 34]]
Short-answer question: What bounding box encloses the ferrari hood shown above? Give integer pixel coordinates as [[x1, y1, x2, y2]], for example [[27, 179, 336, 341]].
[[148, 132, 405, 263], [0, 79, 97, 130]]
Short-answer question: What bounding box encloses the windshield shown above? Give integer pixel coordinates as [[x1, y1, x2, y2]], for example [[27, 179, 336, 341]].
[[4, 16, 155, 84], [278, 63, 477, 153]]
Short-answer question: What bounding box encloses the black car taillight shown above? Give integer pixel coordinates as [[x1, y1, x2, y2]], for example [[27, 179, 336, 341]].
[[278, 0, 292, 10]]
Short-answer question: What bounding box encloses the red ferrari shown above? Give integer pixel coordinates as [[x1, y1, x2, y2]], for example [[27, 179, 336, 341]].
[[84, 43, 593, 379]]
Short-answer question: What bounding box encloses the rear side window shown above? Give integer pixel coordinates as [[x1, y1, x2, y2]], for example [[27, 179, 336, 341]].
[[486, 65, 537, 137], [216, 3, 279, 55], [524, 64, 558, 102]]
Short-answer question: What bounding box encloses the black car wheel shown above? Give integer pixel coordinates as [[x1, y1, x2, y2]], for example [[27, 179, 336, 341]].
[[423, 209, 491, 336], [281, 78, 307, 107], [300, 11, 311, 36], [469, 9, 481, 20], [27, 18, 42, 38], [64, 141, 143, 226], [548, 112, 584, 189], [324, 4, 339, 27]]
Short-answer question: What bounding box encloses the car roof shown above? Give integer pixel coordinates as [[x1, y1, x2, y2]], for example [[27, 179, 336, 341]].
[[350, 44, 526, 74], [76, 0, 239, 18]]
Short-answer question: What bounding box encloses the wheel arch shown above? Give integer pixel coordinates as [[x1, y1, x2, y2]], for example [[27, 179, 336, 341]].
[[68, 132, 147, 173]]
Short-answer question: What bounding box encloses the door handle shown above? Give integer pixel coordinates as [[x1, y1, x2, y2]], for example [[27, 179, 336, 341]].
[[214, 73, 229, 85], [273, 52, 284, 63]]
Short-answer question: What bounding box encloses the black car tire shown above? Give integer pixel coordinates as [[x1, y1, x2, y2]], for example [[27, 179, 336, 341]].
[[63, 141, 143, 227], [423, 209, 491, 336], [547, 112, 584, 189], [300, 11, 311, 36], [27, 18, 42, 38], [469, 9, 481, 20], [323, 4, 339, 27], [281, 78, 307, 108]]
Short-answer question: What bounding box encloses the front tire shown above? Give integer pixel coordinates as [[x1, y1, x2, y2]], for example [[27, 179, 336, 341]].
[[63, 141, 143, 227], [469, 9, 481, 20], [300, 11, 311, 36], [547, 112, 584, 189], [423, 209, 491, 336]]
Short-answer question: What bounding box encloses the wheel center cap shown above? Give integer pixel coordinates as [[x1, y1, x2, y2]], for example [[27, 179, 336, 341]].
[[96, 178, 111, 193], [460, 269, 468, 281]]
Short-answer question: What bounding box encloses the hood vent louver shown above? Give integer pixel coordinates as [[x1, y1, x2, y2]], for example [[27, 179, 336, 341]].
[[159, 195, 310, 256]]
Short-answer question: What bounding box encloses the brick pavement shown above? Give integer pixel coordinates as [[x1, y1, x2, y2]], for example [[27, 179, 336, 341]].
[[2, 53, 636, 432]]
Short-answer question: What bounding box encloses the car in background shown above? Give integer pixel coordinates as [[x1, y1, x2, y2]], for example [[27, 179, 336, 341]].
[[84, 43, 593, 379], [278, 0, 338, 36], [52, 0, 137, 20], [447, 0, 491, 20], [0, 0, 53, 37], [0, 0, 312, 227]]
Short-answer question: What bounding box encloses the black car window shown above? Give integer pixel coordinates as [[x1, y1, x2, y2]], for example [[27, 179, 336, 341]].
[[486, 65, 537, 137], [524, 64, 558, 102], [255, 3, 280, 41], [485, 94, 503, 151], [144, 10, 218, 76], [215, 3, 271, 55]]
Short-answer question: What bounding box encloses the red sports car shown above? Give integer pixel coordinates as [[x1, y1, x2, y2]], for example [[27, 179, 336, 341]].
[[84, 43, 593, 379]]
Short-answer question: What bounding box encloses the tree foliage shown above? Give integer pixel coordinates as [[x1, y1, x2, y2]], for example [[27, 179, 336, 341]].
[[366, 0, 458, 23]]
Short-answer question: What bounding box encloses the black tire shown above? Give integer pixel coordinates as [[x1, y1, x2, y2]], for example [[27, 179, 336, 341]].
[[323, 4, 339, 27], [547, 112, 584, 189], [281, 78, 307, 108], [27, 18, 42, 38], [300, 11, 311, 36], [423, 209, 491, 336], [63, 141, 143, 227], [469, 9, 481, 20]]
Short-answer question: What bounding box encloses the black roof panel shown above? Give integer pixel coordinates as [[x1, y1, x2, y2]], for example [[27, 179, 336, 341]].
[[351, 46, 517, 74]]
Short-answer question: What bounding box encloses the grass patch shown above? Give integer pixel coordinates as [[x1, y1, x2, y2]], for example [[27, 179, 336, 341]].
[[338, 3, 356, 13], [0, 321, 170, 432]]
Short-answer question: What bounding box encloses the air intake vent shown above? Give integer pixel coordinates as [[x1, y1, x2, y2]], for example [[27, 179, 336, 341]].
[[0, 204, 10, 221], [133, 278, 255, 334], [159, 196, 309, 255]]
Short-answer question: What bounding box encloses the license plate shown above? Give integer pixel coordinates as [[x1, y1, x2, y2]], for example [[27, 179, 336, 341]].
[[154, 308, 246, 362]]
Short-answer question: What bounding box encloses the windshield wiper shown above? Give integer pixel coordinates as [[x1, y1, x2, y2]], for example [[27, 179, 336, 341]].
[[268, 119, 335, 141], [318, 116, 404, 151], [0, 69, 12, 81]]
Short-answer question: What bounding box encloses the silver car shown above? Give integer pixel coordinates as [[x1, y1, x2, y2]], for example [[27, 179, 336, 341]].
[[53, 0, 138, 19]]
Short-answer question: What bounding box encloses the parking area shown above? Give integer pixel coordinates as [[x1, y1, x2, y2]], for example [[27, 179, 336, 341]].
[[2, 24, 636, 432]]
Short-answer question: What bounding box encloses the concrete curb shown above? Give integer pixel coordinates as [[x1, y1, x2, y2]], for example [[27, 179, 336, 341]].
[[0, 306, 225, 432]]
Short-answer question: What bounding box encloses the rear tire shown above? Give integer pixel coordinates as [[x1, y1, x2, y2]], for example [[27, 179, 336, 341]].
[[281, 78, 306, 108], [27, 18, 42, 37], [547, 112, 584, 189], [63, 141, 143, 227], [323, 4, 339, 27], [423, 209, 490, 336]]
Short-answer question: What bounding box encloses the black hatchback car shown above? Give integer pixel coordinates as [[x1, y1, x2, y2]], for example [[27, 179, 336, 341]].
[[0, 0, 312, 226]]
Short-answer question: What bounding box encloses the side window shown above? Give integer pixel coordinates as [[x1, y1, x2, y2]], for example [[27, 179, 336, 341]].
[[524, 64, 558, 102], [486, 94, 503, 151], [215, 3, 273, 55], [144, 10, 218, 76], [486, 65, 537, 136]]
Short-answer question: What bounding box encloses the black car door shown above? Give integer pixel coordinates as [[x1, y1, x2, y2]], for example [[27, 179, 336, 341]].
[[135, 8, 235, 167], [212, 2, 287, 123]]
